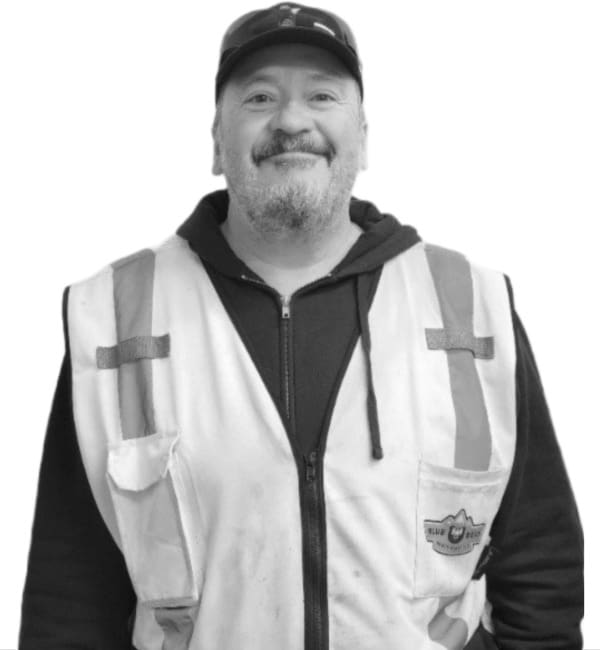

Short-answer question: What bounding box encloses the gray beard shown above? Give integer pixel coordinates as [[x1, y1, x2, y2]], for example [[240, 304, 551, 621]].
[[226, 160, 359, 240], [244, 182, 341, 238]]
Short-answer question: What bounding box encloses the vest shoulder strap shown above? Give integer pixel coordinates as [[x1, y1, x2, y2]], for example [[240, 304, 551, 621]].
[[422, 243, 517, 579]]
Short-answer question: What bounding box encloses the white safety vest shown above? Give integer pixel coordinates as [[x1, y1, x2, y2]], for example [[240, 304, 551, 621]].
[[67, 234, 516, 650]]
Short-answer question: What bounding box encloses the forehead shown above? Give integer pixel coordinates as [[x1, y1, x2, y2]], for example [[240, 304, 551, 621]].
[[227, 43, 353, 88]]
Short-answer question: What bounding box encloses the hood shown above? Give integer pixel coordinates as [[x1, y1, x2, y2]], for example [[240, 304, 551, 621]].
[[176, 189, 421, 281]]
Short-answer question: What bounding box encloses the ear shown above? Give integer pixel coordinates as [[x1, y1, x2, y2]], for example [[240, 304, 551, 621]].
[[212, 137, 223, 176]]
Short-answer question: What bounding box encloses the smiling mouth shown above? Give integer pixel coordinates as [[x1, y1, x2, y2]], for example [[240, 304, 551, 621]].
[[264, 152, 323, 168], [268, 152, 321, 160]]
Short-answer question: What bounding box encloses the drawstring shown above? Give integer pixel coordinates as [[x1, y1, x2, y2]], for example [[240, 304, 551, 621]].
[[355, 275, 384, 460]]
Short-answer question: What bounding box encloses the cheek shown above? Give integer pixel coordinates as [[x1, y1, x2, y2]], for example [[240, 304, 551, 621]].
[[221, 132, 245, 160], [320, 116, 363, 155], [332, 134, 363, 164], [222, 119, 265, 161]]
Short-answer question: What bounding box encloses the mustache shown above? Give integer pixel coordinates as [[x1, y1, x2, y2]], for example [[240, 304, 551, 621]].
[[253, 134, 334, 164]]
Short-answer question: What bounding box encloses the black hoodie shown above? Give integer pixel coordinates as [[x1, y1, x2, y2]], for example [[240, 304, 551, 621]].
[[19, 190, 583, 650]]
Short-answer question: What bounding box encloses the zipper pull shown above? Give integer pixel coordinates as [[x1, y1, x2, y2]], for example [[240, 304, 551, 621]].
[[280, 295, 291, 319], [304, 451, 318, 482]]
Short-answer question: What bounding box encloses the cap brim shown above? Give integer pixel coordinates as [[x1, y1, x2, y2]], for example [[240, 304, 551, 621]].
[[216, 27, 362, 101]]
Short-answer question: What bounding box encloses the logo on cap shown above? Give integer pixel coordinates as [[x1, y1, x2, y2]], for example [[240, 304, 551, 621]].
[[279, 4, 301, 26], [423, 509, 485, 556]]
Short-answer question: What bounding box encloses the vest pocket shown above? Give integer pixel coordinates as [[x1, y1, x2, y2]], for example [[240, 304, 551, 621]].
[[413, 460, 509, 598], [106, 431, 199, 606]]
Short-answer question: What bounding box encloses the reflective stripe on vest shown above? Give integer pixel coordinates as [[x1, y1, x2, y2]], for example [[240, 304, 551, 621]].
[[95, 249, 165, 439], [68, 235, 516, 650], [424, 244, 493, 471]]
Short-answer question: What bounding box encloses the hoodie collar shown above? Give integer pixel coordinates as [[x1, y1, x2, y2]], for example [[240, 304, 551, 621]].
[[176, 188, 421, 280]]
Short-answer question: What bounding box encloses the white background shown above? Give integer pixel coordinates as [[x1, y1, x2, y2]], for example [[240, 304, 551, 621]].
[[1, 1, 598, 648]]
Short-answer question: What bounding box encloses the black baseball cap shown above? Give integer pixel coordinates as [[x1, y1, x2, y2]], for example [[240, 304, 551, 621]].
[[215, 3, 363, 103]]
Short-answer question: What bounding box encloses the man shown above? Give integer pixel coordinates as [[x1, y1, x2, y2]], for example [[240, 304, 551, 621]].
[[20, 4, 583, 649]]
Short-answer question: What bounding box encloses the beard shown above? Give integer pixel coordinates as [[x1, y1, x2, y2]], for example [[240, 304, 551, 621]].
[[221, 136, 361, 240], [247, 181, 328, 236]]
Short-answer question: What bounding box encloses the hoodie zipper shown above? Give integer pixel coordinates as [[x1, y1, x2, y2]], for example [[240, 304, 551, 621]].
[[303, 449, 327, 649], [243, 274, 330, 650], [280, 295, 292, 420], [280, 295, 328, 650]]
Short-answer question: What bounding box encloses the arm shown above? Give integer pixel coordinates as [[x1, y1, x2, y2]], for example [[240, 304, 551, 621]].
[[485, 276, 584, 649], [19, 288, 137, 649]]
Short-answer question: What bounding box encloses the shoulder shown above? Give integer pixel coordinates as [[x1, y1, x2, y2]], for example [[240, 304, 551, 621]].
[[417, 241, 512, 298], [67, 234, 190, 291], [421, 241, 507, 280], [64, 235, 193, 336]]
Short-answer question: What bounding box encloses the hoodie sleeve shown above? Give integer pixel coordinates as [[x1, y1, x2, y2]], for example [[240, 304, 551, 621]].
[[19, 287, 137, 649], [484, 276, 584, 650]]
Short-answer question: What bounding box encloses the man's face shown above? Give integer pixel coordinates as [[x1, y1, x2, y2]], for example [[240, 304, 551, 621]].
[[212, 43, 367, 238]]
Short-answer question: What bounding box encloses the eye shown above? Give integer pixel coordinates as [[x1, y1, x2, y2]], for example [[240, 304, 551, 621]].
[[246, 93, 272, 104], [312, 92, 335, 102]]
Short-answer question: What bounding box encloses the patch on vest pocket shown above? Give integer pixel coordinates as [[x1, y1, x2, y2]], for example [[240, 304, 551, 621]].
[[424, 508, 485, 556]]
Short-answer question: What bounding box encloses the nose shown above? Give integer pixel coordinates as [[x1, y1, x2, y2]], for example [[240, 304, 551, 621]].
[[268, 98, 313, 134]]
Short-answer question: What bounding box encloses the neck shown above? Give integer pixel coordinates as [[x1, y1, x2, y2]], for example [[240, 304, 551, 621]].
[[221, 197, 363, 296]]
